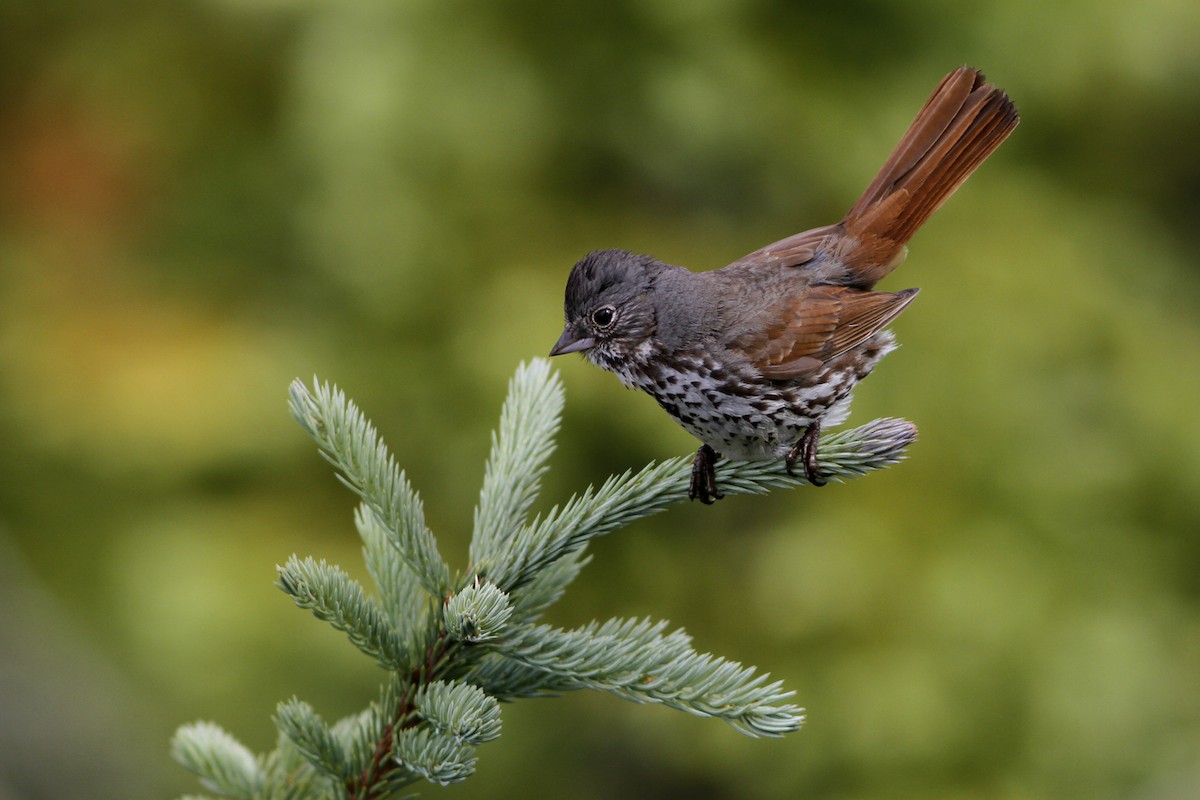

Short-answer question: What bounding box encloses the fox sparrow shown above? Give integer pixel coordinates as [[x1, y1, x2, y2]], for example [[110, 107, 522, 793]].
[[550, 67, 1018, 503]]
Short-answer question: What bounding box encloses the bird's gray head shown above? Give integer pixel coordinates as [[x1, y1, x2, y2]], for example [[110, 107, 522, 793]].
[[549, 249, 660, 364]]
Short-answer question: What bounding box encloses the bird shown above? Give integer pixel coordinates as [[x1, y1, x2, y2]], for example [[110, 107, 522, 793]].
[[549, 67, 1019, 503]]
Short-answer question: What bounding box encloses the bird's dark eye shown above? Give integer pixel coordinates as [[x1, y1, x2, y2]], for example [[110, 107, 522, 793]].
[[591, 305, 616, 328]]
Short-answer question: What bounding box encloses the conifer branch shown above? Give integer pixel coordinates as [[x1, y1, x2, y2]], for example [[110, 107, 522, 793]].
[[175, 359, 918, 798], [276, 555, 409, 670], [470, 360, 563, 570], [170, 722, 265, 800], [288, 380, 450, 597], [493, 416, 917, 592], [274, 699, 352, 783], [357, 504, 431, 645], [418, 682, 503, 745], [495, 618, 803, 737]]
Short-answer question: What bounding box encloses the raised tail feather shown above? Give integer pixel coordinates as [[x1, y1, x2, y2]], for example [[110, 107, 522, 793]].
[[838, 66, 1019, 287], [724, 67, 1018, 287]]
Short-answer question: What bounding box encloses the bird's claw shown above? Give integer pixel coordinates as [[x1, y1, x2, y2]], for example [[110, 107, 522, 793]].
[[689, 444, 723, 504], [786, 422, 828, 486]]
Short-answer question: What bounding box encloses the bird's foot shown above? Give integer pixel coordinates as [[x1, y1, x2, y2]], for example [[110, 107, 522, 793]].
[[689, 444, 723, 504], [786, 422, 828, 486]]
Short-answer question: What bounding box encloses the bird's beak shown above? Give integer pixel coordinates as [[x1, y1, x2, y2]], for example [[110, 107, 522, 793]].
[[549, 325, 596, 356]]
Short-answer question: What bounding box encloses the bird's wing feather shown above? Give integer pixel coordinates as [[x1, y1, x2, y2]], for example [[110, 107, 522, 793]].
[[729, 286, 919, 380], [722, 224, 841, 271]]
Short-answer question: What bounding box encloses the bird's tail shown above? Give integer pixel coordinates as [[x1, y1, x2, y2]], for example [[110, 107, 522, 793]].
[[838, 66, 1019, 287]]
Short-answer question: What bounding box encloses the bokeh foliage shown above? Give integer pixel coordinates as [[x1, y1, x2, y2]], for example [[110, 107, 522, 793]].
[[0, 0, 1198, 798]]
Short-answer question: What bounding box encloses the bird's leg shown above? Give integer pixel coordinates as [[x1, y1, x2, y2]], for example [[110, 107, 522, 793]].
[[786, 422, 828, 486], [689, 444, 723, 504]]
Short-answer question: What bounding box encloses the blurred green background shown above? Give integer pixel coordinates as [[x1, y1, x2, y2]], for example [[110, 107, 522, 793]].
[[2, 0, 1199, 798]]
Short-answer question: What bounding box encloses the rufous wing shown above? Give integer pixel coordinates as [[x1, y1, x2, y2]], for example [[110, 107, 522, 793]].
[[723, 223, 841, 272], [732, 285, 919, 380]]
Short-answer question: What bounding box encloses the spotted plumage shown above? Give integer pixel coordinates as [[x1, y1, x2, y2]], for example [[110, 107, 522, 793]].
[[550, 68, 1018, 502]]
